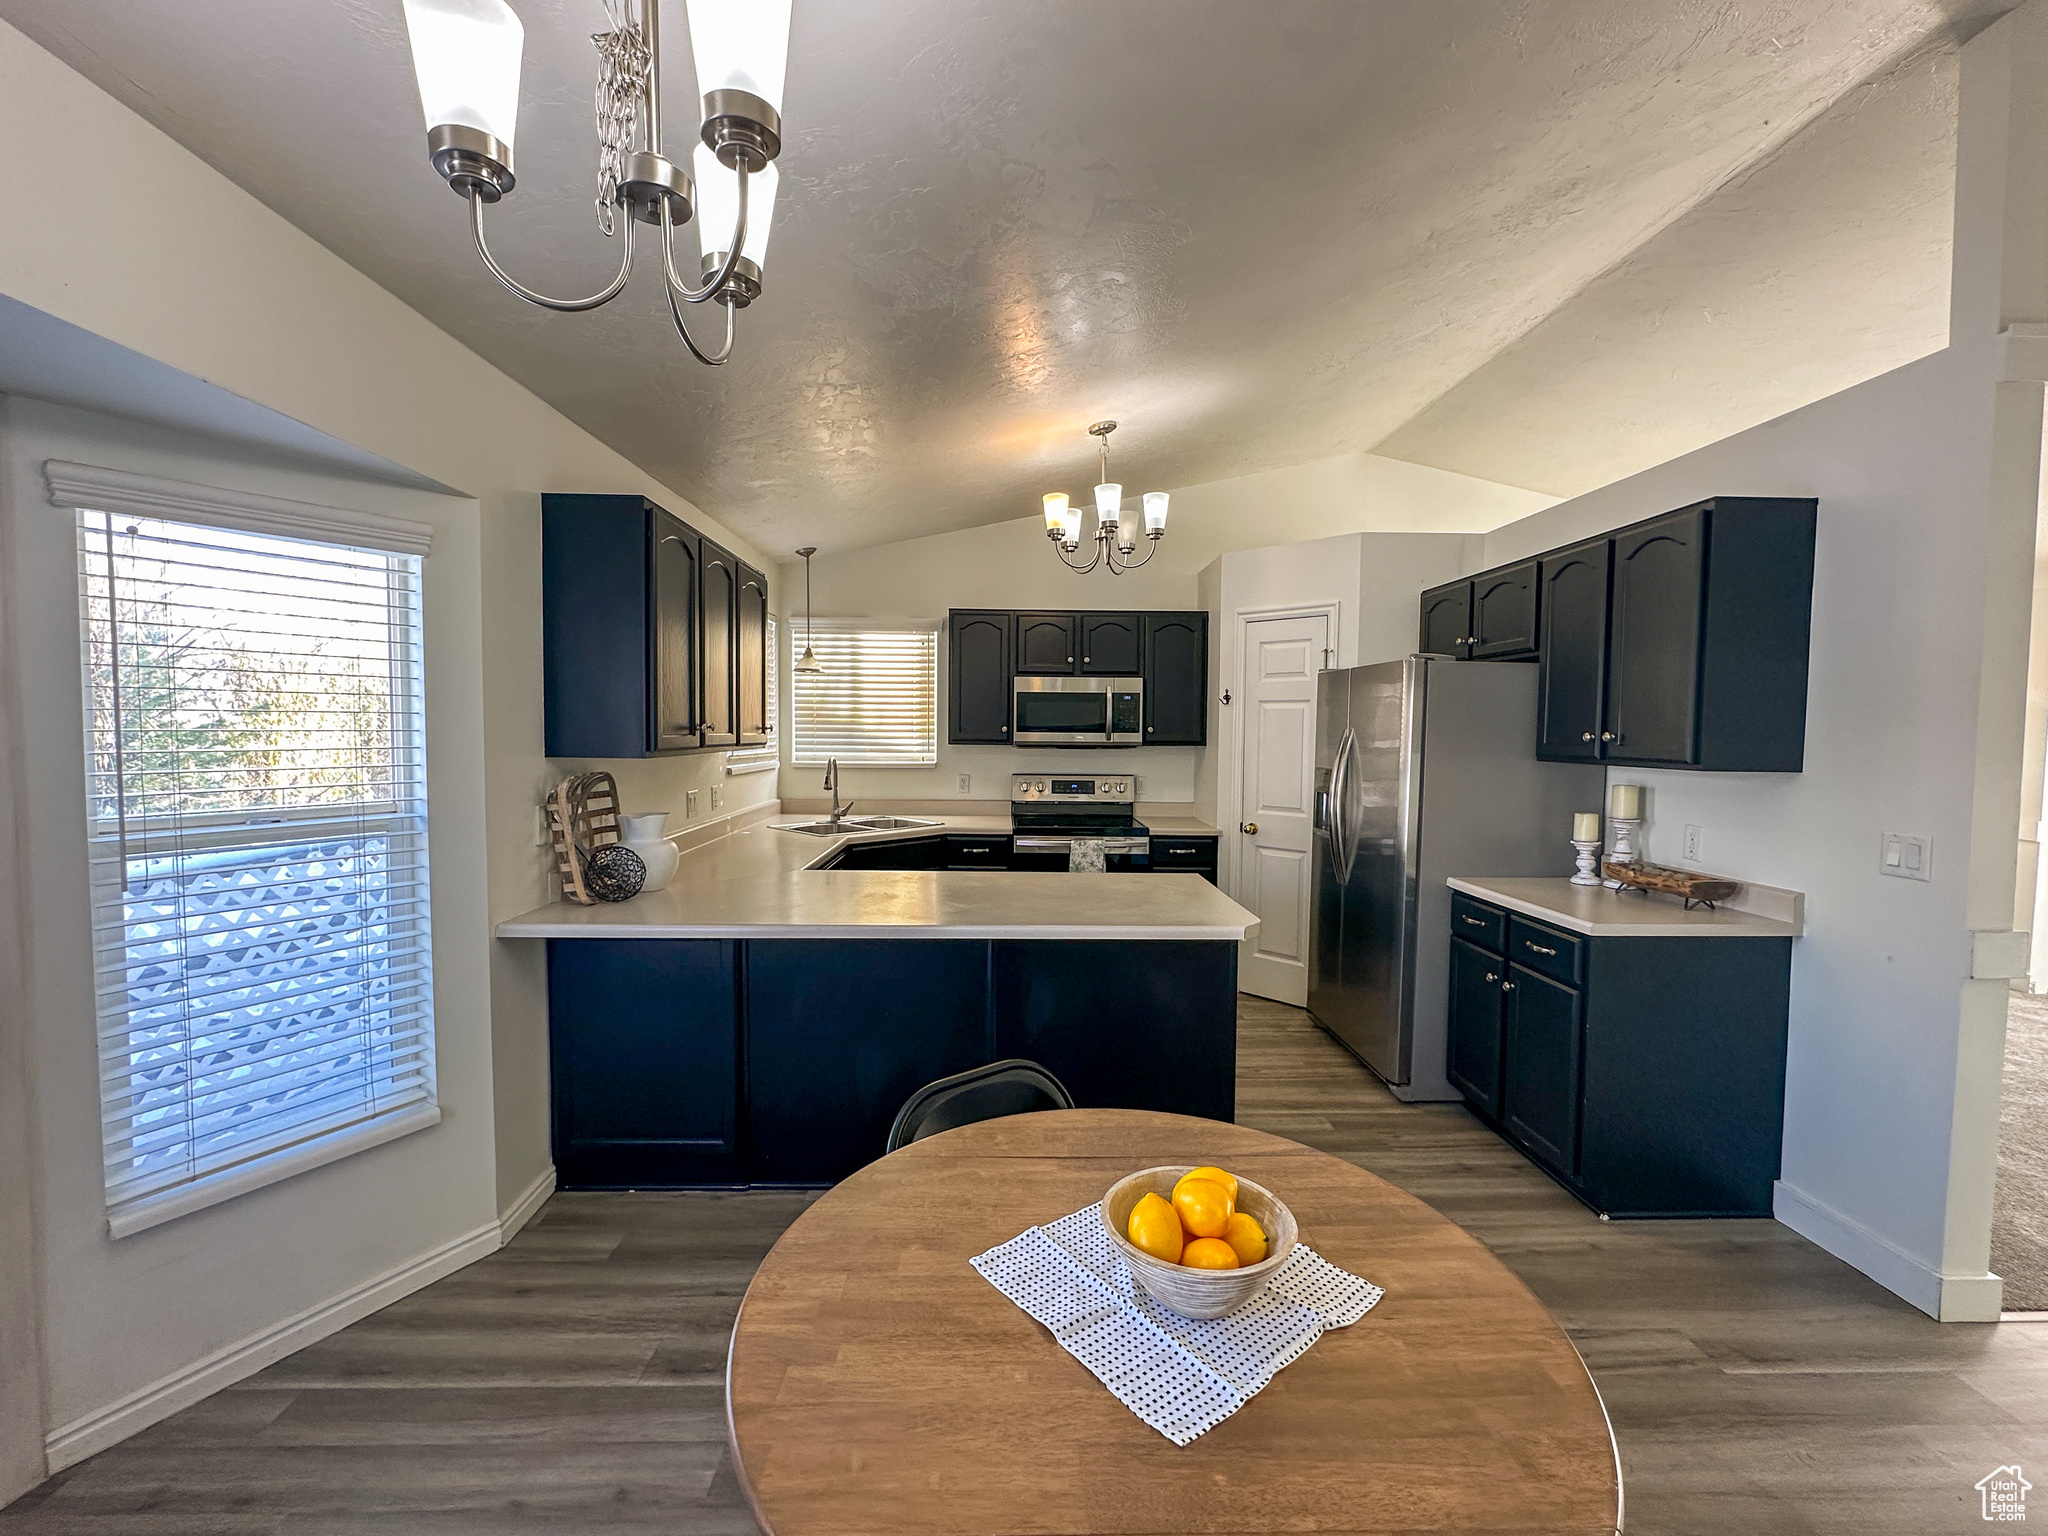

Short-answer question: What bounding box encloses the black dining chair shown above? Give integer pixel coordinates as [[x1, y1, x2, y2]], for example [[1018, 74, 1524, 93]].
[[885, 1059, 1075, 1153]]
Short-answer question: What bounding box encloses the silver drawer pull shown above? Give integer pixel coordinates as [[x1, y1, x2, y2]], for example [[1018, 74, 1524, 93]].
[[1462, 915, 1487, 926], [1526, 941, 1558, 956]]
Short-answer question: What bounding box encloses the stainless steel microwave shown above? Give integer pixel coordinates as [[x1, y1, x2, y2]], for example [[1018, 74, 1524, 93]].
[[1012, 675, 1144, 746]]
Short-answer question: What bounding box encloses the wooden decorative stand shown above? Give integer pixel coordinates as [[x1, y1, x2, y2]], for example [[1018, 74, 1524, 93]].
[[545, 772, 624, 905]]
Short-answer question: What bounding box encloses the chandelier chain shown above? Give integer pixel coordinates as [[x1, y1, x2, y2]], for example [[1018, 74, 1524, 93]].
[[592, 1, 652, 237]]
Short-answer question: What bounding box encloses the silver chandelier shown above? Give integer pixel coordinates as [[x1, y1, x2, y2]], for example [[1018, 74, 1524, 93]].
[[400, 0, 789, 366], [1043, 421, 1170, 575]]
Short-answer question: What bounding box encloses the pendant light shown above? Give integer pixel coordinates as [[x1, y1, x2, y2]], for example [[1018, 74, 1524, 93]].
[[793, 546, 823, 674]]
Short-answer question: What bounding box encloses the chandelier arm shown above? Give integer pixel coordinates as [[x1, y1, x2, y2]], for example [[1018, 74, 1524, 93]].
[[1107, 537, 1159, 574], [667, 282, 738, 365], [469, 193, 637, 311], [1050, 535, 1104, 574], [660, 163, 752, 303]]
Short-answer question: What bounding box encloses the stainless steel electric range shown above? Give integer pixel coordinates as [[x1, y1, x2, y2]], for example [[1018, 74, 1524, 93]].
[[1009, 772, 1149, 871]]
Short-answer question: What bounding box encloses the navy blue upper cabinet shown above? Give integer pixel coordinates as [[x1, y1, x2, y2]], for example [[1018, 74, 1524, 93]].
[[948, 610, 1012, 744], [1535, 539, 1610, 762], [1143, 612, 1208, 744], [1015, 612, 1077, 673], [1471, 561, 1539, 659], [1532, 496, 1816, 772], [1079, 613, 1142, 675], [543, 494, 769, 757], [1418, 581, 1473, 658]]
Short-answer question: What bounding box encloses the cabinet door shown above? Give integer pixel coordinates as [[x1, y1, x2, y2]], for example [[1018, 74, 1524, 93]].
[[1471, 561, 1538, 659], [1015, 612, 1077, 674], [548, 939, 739, 1186], [948, 611, 1013, 744], [1143, 612, 1208, 744], [735, 563, 770, 747], [1536, 539, 1609, 762], [698, 538, 740, 748], [826, 836, 949, 870], [745, 941, 992, 1183], [1418, 582, 1473, 658], [1446, 937, 1506, 1117], [1502, 964, 1583, 1177], [1079, 613, 1142, 675], [649, 511, 702, 751], [1605, 509, 1706, 765]]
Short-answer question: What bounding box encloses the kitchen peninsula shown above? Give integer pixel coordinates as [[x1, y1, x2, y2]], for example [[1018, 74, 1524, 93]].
[[497, 813, 1257, 1189]]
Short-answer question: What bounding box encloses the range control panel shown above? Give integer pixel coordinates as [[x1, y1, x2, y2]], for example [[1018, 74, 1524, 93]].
[[1010, 773, 1136, 803]]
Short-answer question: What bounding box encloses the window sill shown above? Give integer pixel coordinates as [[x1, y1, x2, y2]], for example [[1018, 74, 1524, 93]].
[[107, 1101, 442, 1240]]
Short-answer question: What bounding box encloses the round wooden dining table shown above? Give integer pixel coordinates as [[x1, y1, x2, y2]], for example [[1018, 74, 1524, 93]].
[[725, 1109, 1621, 1536]]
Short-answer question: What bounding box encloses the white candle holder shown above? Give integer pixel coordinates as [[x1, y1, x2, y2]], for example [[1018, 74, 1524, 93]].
[[1603, 818, 1641, 889], [1571, 839, 1602, 885]]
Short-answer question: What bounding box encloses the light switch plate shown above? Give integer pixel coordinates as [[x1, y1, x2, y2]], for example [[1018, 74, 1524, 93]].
[[535, 806, 552, 847], [1881, 831, 1931, 881], [686, 788, 700, 820]]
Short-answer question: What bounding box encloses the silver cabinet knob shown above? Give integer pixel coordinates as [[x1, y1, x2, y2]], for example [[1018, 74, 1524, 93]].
[[1581, 732, 1595, 742], [1600, 731, 1618, 742], [1483, 971, 1498, 983], [1501, 981, 1516, 992]]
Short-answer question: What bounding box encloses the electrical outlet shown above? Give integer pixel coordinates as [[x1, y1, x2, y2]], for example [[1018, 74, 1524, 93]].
[[534, 806, 550, 847], [685, 788, 700, 820], [958, 773, 972, 793], [711, 784, 724, 812], [1881, 831, 1931, 881], [1682, 824, 1702, 862]]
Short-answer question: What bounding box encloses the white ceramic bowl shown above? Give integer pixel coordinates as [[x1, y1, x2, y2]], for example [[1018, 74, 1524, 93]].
[[1100, 1165, 1298, 1319]]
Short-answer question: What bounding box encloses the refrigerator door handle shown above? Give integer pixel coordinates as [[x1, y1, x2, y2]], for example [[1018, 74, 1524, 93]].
[[1329, 728, 1358, 876]]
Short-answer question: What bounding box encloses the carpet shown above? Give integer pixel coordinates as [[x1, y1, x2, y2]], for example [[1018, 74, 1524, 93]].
[[1993, 992, 2048, 1311]]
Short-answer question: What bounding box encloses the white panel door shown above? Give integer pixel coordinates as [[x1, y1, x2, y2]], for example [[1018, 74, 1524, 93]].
[[1236, 612, 1329, 1004]]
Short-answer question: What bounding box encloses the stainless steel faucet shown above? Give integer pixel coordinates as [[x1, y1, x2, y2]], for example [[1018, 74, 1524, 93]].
[[823, 758, 855, 827]]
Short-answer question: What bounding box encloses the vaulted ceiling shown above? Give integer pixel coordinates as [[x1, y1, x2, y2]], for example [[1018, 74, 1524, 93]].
[[0, 0, 2011, 552]]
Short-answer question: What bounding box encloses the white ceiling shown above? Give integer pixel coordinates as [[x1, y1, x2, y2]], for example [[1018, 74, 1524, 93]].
[[0, 1, 2011, 551]]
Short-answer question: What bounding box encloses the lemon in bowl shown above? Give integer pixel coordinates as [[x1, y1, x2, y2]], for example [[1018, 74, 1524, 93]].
[[1101, 1165, 1298, 1319]]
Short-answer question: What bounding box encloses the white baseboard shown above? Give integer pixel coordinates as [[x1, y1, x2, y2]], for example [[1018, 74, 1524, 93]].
[[44, 1218, 501, 1471], [498, 1165, 556, 1242], [1773, 1180, 2004, 1322]]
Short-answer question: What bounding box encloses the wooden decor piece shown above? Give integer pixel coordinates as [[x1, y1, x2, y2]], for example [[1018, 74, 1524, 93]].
[[545, 771, 626, 905], [726, 1109, 1621, 1536], [1602, 859, 1741, 905]]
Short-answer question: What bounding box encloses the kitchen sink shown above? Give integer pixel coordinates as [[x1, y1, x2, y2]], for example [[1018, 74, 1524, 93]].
[[771, 821, 847, 836], [844, 816, 942, 830]]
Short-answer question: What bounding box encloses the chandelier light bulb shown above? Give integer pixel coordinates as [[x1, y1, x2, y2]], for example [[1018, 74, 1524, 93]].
[[402, 0, 524, 150], [694, 143, 779, 264], [1095, 483, 1122, 527], [686, 0, 793, 115], [1143, 491, 1169, 534], [1043, 493, 1070, 533], [1060, 503, 1083, 546]]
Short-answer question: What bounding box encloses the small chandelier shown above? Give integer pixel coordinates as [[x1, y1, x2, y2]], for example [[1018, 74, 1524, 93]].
[[1043, 421, 1169, 575], [399, 0, 788, 367]]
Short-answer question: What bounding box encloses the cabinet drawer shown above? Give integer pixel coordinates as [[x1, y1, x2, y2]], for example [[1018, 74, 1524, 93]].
[[1151, 836, 1218, 868], [944, 834, 1009, 869], [1507, 915, 1582, 985], [1451, 893, 1506, 952]]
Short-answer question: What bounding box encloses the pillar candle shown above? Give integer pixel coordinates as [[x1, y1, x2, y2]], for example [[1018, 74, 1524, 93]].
[[1609, 783, 1642, 821], [1573, 812, 1601, 842]]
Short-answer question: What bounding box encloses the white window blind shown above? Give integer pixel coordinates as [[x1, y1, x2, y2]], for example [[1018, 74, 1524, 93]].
[[789, 619, 939, 765], [75, 507, 436, 1236], [727, 613, 778, 773]]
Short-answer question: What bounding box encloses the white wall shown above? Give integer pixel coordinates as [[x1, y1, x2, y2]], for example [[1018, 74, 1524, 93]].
[[787, 455, 1546, 808], [1457, 3, 2048, 1321], [0, 18, 780, 1487]]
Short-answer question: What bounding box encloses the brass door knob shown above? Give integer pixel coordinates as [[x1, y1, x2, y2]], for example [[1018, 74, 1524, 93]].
[[1241, 821, 1259, 835]]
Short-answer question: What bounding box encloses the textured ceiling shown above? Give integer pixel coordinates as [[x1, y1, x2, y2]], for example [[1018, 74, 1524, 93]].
[[0, 0, 2013, 552]]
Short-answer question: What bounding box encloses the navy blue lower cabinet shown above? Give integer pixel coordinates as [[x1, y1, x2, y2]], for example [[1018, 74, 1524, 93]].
[[1442, 898, 1789, 1216], [992, 941, 1237, 1123], [745, 941, 992, 1185], [547, 939, 742, 1187]]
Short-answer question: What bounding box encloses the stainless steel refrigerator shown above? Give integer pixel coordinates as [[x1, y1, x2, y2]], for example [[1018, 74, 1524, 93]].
[[1307, 657, 1604, 1100]]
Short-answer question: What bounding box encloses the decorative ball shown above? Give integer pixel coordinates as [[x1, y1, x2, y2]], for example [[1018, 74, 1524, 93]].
[[581, 842, 646, 902]]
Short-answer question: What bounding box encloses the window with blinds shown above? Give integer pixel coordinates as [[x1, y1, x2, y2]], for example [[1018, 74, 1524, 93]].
[[789, 619, 939, 765], [76, 509, 435, 1236]]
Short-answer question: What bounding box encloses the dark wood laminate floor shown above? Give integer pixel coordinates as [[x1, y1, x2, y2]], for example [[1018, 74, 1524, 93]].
[[7, 997, 2046, 1534]]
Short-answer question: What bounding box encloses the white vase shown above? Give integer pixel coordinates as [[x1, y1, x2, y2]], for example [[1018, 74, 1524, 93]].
[[618, 812, 680, 892]]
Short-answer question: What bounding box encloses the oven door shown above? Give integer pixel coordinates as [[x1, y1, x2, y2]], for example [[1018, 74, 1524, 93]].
[[1012, 676, 1143, 745], [1011, 835, 1151, 872]]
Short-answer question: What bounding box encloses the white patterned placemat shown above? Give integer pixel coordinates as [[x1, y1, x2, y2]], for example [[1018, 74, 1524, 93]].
[[970, 1205, 1385, 1444]]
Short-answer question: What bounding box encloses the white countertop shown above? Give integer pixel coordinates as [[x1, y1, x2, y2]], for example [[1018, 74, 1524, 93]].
[[1446, 876, 1804, 939], [498, 814, 1255, 941]]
